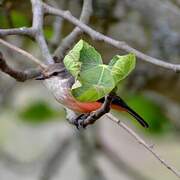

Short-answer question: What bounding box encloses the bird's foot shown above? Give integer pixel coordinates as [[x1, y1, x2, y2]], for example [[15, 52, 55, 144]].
[[73, 113, 90, 129]]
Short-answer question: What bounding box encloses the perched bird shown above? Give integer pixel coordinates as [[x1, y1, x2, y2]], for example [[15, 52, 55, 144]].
[[36, 62, 149, 128]]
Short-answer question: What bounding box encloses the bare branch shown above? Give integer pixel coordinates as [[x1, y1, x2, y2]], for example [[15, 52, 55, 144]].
[[31, 0, 54, 64], [78, 94, 112, 128], [0, 1, 180, 179], [0, 38, 47, 68], [50, 16, 63, 47], [0, 27, 34, 37], [106, 113, 180, 178], [99, 140, 151, 180], [0, 0, 54, 65], [0, 51, 41, 81], [1, 1, 179, 71], [48, 0, 65, 48], [54, 0, 92, 61], [43, 3, 180, 72]]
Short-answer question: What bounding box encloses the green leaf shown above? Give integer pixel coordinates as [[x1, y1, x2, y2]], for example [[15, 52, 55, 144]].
[[72, 65, 115, 101], [64, 40, 83, 77], [64, 39, 102, 77], [109, 54, 136, 83], [79, 40, 102, 71], [64, 40, 136, 102]]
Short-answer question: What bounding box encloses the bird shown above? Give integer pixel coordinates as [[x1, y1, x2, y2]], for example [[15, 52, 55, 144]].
[[36, 61, 149, 128]]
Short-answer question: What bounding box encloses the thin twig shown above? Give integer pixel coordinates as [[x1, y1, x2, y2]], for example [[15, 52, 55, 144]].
[[80, 94, 112, 128], [1, 1, 180, 71], [43, 3, 180, 72], [106, 113, 180, 178], [0, 1, 180, 179], [0, 0, 54, 65], [0, 51, 41, 81], [99, 140, 151, 180], [0, 27, 34, 37], [31, 0, 54, 64], [54, 0, 92, 61], [48, 0, 65, 48], [0, 38, 47, 68], [50, 16, 63, 48]]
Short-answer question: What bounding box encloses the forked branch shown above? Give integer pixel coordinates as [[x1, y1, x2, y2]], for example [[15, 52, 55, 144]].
[[43, 3, 180, 72]]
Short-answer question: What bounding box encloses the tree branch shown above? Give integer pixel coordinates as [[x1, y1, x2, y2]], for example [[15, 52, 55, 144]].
[[50, 16, 63, 48], [99, 140, 151, 180], [0, 1, 180, 179], [0, 51, 41, 81], [48, 0, 66, 48], [1, 1, 180, 71], [0, 38, 47, 68], [76, 92, 180, 178], [43, 3, 180, 72], [0, 0, 54, 65], [0, 27, 34, 37], [106, 113, 180, 178], [54, 0, 92, 61], [31, 0, 54, 64], [79, 94, 112, 128]]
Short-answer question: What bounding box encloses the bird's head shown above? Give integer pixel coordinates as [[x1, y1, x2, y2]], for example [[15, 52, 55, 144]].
[[36, 63, 70, 80]]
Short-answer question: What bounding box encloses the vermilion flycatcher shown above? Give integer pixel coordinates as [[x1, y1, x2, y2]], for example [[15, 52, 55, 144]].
[[37, 63, 149, 128]]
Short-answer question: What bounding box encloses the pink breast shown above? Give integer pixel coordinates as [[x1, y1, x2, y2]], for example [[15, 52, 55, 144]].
[[65, 96, 102, 113]]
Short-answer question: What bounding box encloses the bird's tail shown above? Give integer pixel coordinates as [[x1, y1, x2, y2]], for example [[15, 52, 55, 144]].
[[111, 96, 149, 128]]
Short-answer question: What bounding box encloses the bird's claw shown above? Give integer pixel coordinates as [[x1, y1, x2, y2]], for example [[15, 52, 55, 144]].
[[73, 113, 90, 130]]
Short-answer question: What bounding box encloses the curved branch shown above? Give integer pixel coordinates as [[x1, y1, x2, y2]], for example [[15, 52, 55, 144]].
[[74, 91, 180, 178], [48, 0, 66, 48], [0, 38, 47, 68], [0, 51, 41, 81], [43, 3, 180, 72], [79, 94, 112, 128], [50, 16, 63, 48], [54, 0, 92, 60], [31, 0, 54, 64], [106, 113, 180, 178], [0, 0, 54, 65], [99, 140, 151, 180], [0, 27, 34, 37]]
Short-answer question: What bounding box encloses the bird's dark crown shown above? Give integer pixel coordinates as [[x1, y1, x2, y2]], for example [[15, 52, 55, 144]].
[[36, 62, 71, 80]]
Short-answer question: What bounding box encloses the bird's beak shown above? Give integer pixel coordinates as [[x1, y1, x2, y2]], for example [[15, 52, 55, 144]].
[[35, 74, 46, 80]]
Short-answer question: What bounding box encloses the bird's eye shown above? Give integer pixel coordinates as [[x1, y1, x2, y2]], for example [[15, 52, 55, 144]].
[[52, 72, 59, 76]]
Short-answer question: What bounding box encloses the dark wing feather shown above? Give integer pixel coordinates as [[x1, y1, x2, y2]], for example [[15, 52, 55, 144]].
[[98, 96, 149, 128]]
